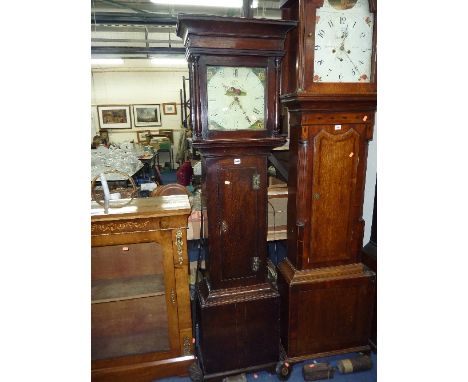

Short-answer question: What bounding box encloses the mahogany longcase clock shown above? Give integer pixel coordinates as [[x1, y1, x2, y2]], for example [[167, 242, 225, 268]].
[[278, 0, 377, 361], [176, 15, 296, 380]]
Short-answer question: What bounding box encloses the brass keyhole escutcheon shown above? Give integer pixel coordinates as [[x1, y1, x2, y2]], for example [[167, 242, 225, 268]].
[[220, 221, 228, 233], [251, 257, 261, 272], [313, 193, 320, 200], [252, 174, 260, 190]]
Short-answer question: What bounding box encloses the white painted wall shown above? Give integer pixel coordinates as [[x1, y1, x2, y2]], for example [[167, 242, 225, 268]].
[[363, 115, 377, 244], [91, 60, 189, 164]]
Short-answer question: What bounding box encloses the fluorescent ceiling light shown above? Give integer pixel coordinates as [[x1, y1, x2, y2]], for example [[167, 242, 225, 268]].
[[151, 58, 187, 67], [150, 0, 257, 8], [91, 58, 124, 65]]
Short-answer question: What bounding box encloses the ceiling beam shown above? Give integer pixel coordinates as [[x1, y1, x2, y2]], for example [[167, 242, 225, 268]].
[[92, 38, 182, 44], [92, 25, 175, 33], [98, 0, 152, 14], [92, 12, 177, 26], [91, 46, 185, 55]]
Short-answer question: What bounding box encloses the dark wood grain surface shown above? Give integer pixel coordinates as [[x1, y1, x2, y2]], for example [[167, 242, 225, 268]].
[[278, 259, 375, 359]]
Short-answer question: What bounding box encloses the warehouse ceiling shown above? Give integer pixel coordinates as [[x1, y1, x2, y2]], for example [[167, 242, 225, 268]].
[[91, 0, 282, 59]]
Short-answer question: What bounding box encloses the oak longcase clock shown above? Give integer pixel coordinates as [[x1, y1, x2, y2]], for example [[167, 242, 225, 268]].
[[177, 15, 296, 380], [277, 0, 377, 363]]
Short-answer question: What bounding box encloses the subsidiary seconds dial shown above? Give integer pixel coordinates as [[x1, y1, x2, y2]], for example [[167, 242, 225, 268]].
[[313, 0, 374, 83], [207, 66, 266, 131]]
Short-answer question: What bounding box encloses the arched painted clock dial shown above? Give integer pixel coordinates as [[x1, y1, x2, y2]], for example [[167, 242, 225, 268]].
[[313, 0, 374, 83]]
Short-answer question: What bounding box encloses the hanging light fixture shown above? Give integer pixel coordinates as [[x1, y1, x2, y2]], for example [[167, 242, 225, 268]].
[[150, 0, 257, 8], [150, 57, 187, 67], [91, 58, 124, 65]]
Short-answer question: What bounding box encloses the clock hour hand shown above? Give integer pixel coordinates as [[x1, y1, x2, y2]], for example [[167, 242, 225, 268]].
[[228, 98, 237, 109], [341, 24, 349, 42], [339, 25, 349, 52]]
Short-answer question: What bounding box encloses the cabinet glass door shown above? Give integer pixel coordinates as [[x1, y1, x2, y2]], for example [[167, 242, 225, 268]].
[[91, 242, 170, 360]]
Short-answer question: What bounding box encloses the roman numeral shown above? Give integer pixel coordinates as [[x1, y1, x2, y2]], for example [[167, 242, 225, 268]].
[[338, 74, 343, 80], [360, 32, 366, 38], [234, 68, 238, 77], [328, 20, 334, 28], [359, 60, 364, 65], [317, 29, 325, 38], [353, 21, 356, 28], [253, 107, 261, 114]]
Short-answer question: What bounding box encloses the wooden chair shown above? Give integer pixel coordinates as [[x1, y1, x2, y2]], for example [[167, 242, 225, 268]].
[[151, 183, 190, 197]]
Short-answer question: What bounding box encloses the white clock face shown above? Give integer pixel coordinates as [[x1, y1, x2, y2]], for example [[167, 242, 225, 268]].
[[207, 66, 266, 131], [313, 0, 374, 83]]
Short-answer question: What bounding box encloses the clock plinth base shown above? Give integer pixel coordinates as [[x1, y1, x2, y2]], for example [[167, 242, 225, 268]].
[[277, 259, 375, 359], [195, 279, 280, 377]]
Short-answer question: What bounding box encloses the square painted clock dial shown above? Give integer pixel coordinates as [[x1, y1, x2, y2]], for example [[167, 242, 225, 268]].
[[207, 66, 266, 131]]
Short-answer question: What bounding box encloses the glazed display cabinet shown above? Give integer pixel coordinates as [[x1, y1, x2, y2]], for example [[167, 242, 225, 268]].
[[91, 196, 193, 382]]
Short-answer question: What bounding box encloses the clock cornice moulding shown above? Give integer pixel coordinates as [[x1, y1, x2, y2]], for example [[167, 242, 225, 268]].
[[177, 14, 297, 58]]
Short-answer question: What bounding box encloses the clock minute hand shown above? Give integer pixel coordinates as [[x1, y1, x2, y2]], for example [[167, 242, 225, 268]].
[[234, 96, 251, 123], [343, 50, 360, 74]]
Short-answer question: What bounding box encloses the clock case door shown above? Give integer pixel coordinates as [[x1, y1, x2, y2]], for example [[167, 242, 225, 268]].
[[280, 0, 377, 96], [287, 110, 374, 269], [201, 153, 269, 290]]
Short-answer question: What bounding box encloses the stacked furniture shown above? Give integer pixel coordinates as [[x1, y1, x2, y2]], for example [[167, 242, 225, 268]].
[[91, 196, 193, 382], [277, 0, 377, 361]]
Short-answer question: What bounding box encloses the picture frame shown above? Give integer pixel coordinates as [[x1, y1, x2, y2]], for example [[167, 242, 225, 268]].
[[136, 130, 157, 144], [133, 104, 162, 128], [97, 105, 131, 129], [163, 102, 177, 115]]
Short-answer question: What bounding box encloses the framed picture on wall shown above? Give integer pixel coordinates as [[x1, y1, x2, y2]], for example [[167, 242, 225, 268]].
[[163, 102, 177, 115], [97, 105, 131, 129], [136, 130, 158, 144], [133, 104, 162, 128]]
